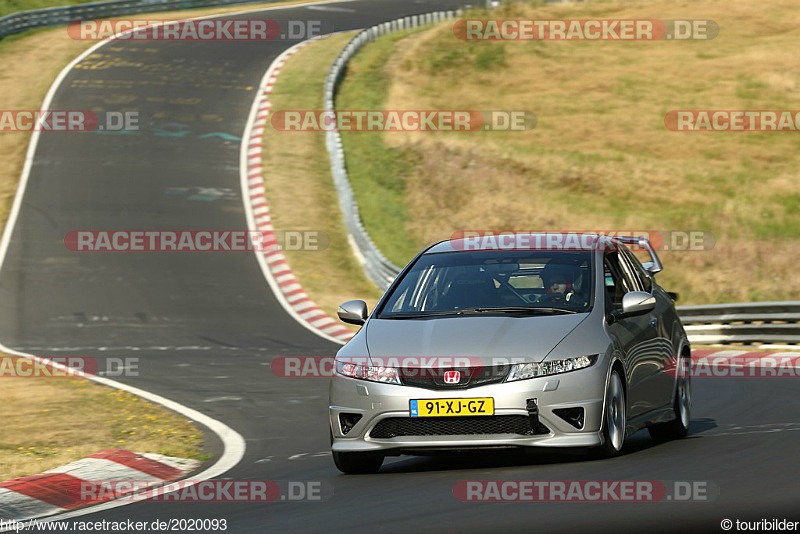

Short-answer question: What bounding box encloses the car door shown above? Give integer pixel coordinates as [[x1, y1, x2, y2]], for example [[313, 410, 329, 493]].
[[603, 251, 660, 418], [619, 248, 675, 409]]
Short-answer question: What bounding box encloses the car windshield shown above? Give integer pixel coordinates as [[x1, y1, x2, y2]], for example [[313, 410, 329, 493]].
[[377, 250, 593, 318]]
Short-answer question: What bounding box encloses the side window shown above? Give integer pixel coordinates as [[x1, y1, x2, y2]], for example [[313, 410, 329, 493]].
[[604, 253, 634, 310], [620, 247, 652, 293]]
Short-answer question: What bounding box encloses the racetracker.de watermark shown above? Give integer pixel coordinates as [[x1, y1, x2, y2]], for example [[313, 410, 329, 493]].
[[271, 356, 486, 378], [453, 19, 718, 41], [270, 110, 536, 132], [665, 110, 800, 132], [0, 356, 139, 378], [670, 352, 800, 378], [67, 19, 326, 41], [79, 480, 331, 502], [453, 480, 718, 502], [449, 231, 715, 252], [63, 230, 328, 252], [0, 111, 138, 132]]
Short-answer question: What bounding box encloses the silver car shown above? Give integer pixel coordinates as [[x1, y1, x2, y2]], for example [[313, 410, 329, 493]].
[[329, 234, 691, 474]]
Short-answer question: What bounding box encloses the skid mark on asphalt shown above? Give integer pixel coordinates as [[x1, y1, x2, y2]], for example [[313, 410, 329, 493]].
[[202, 396, 244, 403], [270, 452, 331, 462], [702, 422, 800, 437], [304, 5, 355, 10]]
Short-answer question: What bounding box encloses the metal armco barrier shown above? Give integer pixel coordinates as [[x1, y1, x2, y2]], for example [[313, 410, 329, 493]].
[[324, 10, 462, 290], [0, 0, 285, 39], [678, 302, 800, 345]]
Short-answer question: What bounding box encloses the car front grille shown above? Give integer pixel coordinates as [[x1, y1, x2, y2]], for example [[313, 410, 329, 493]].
[[369, 415, 549, 439], [399, 365, 509, 390]]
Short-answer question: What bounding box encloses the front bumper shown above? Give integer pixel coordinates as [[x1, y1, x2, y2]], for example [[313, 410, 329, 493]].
[[329, 364, 607, 454]]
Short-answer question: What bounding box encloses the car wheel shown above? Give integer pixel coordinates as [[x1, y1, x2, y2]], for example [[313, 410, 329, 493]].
[[332, 450, 384, 474], [591, 369, 626, 459], [649, 358, 691, 442]]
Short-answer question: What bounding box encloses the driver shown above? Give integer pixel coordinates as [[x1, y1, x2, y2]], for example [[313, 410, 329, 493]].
[[549, 273, 569, 295], [542, 270, 575, 304]]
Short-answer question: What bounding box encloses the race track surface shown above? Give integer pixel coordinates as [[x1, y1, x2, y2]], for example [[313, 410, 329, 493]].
[[1, 1, 799, 531]]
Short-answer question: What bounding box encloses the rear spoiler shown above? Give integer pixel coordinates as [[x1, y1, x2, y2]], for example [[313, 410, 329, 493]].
[[612, 235, 663, 275]]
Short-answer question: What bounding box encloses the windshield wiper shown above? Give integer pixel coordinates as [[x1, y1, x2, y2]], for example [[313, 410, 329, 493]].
[[471, 307, 579, 315], [382, 307, 580, 319]]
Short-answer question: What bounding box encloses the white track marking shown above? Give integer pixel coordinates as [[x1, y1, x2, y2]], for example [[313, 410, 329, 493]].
[[0, 0, 359, 525]]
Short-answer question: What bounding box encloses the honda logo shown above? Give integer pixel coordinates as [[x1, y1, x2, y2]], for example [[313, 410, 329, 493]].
[[443, 370, 461, 384]]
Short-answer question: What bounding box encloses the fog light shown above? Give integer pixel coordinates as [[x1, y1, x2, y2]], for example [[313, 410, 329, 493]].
[[554, 407, 585, 429], [339, 413, 363, 435]]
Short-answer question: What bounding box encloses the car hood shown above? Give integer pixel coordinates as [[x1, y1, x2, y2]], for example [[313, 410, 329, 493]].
[[364, 314, 589, 365]]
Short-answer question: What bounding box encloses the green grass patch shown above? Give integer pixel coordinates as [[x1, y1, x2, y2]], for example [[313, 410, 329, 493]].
[[336, 31, 424, 266]]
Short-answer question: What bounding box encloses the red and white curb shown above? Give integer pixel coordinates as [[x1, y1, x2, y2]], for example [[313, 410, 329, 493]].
[[241, 35, 355, 345], [0, 449, 199, 521]]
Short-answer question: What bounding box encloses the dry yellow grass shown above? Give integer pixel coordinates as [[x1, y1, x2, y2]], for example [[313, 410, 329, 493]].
[[260, 33, 383, 320], [340, 0, 800, 304], [0, 355, 205, 480]]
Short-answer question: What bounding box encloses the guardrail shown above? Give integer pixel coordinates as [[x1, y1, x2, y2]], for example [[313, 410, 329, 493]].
[[324, 10, 463, 290], [0, 0, 285, 39], [678, 302, 800, 346]]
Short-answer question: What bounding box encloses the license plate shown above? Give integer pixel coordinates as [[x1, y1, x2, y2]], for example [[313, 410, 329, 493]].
[[409, 398, 494, 417]]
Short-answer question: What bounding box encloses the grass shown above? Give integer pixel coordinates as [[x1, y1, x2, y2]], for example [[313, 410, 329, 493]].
[[0, 0, 320, 480], [261, 33, 383, 318], [1, 0, 104, 17], [0, 0, 306, 19], [334, 0, 800, 304], [335, 31, 423, 267], [0, 355, 206, 480]]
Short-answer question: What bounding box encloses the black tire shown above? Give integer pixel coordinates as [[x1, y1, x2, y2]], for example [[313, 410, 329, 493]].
[[649, 365, 691, 442], [590, 369, 626, 460], [332, 450, 384, 474]]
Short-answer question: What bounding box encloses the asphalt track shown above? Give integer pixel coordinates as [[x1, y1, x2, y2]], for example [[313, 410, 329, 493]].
[[1, 0, 800, 532]]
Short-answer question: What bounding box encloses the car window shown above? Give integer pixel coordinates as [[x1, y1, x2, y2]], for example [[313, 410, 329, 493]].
[[378, 250, 593, 317], [603, 252, 636, 310], [619, 247, 653, 293], [508, 273, 544, 289]]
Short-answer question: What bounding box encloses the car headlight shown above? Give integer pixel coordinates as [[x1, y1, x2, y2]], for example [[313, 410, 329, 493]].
[[506, 355, 599, 382], [335, 361, 401, 385]]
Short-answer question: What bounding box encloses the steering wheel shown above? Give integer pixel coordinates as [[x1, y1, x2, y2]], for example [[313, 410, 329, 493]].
[[537, 292, 573, 305], [491, 276, 530, 305]]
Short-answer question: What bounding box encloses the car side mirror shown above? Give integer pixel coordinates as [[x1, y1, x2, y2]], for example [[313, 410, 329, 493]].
[[666, 292, 679, 302], [621, 291, 656, 316], [642, 261, 662, 275], [337, 300, 368, 326], [608, 291, 656, 324]]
